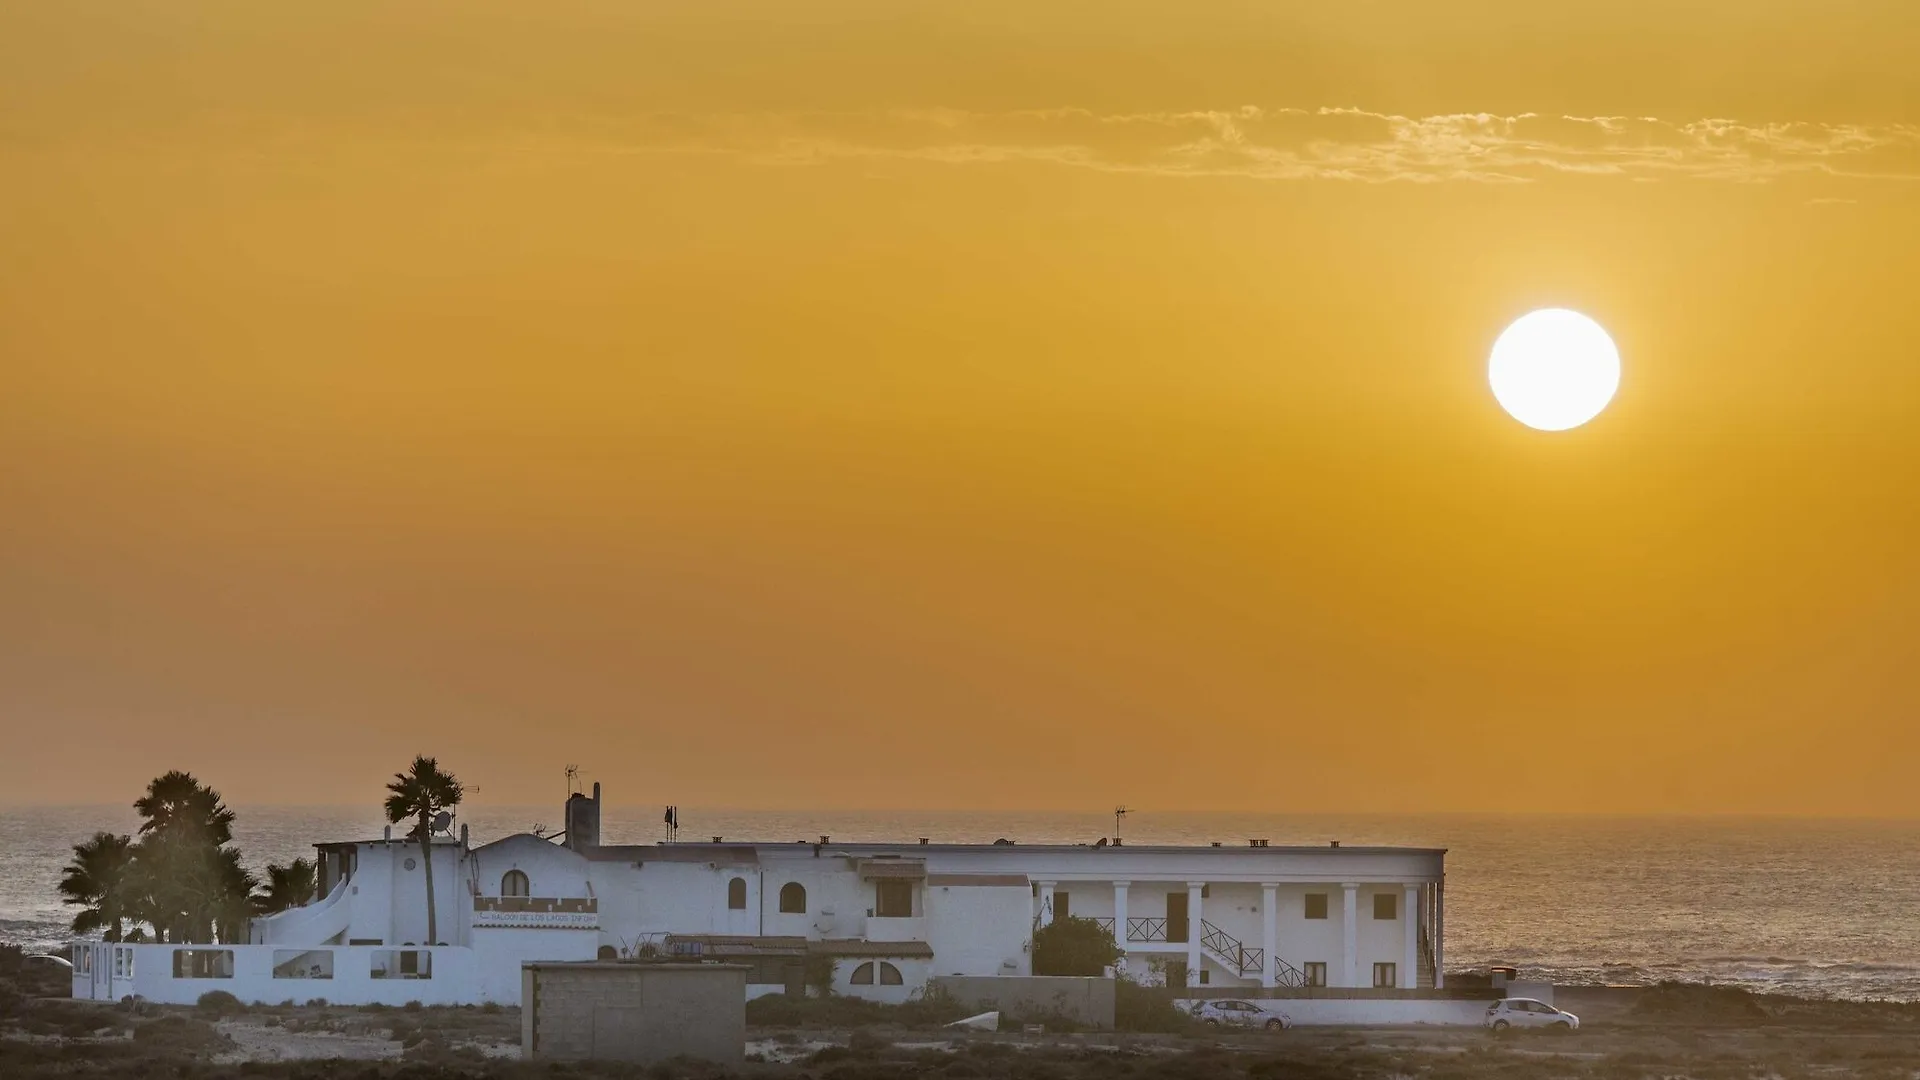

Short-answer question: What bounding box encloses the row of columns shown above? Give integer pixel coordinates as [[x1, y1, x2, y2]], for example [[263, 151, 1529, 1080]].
[[1035, 879, 1435, 990]]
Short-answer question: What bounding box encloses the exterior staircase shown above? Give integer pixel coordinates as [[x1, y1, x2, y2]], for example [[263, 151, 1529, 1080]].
[[1199, 920, 1307, 987], [1418, 929, 1437, 989]]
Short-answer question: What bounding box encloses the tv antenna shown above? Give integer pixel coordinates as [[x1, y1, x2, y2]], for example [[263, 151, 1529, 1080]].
[[1114, 806, 1129, 846], [565, 764, 582, 798]]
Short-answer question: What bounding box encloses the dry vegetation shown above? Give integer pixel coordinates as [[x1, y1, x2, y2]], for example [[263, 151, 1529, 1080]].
[[8, 953, 1920, 1080]]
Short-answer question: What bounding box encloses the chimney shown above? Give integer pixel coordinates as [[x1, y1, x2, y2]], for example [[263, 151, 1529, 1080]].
[[819, 835, 830, 845], [1330, 840, 1341, 848], [565, 784, 602, 853], [918, 838, 929, 845], [712, 836, 723, 844]]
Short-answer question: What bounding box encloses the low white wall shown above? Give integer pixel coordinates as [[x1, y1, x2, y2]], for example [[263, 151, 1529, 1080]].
[[91, 945, 484, 1007], [1176, 997, 1488, 1026]]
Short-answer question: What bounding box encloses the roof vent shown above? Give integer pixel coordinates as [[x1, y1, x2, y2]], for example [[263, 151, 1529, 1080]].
[[1210, 842, 1222, 848], [1330, 840, 1341, 848]]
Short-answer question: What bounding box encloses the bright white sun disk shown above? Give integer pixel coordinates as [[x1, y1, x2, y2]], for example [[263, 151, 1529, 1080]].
[[1488, 309, 1621, 431]]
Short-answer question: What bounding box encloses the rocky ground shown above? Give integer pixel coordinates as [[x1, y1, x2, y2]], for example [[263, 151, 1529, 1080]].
[[8, 978, 1920, 1079]]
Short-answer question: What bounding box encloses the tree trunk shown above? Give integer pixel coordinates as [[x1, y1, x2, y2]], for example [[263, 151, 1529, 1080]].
[[419, 816, 439, 945]]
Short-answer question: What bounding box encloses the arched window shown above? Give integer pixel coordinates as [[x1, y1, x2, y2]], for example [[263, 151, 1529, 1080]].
[[727, 878, 748, 910], [879, 962, 903, 985], [779, 882, 807, 914], [597, 945, 618, 960], [501, 870, 530, 897], [850, 962, 875, 985]]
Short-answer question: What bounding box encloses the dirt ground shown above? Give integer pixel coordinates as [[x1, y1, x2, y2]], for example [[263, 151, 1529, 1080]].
[[8, 985, 1920, 1078]]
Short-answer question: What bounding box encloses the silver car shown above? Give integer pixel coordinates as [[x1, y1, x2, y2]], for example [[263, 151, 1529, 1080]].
[[1193, 999, 1293, 1031], [1486, 997, 1580, 1033]]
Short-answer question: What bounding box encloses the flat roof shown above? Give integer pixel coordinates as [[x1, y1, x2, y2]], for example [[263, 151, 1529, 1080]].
[[621, 841, 1447, 857]]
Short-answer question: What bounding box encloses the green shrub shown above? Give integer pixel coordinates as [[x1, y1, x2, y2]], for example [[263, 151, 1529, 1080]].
[[403, 1000, 424, 1012], [1032, 917, 1122, 977], [1115, 979, 1194, 1034], [194, 989, 242, 1017]]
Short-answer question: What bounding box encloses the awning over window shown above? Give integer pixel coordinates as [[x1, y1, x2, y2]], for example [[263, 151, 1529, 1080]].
[[857, 859, 927, 880]]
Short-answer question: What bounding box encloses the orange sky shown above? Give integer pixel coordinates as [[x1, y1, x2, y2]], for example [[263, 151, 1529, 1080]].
[[2, 1, 1917, 815]]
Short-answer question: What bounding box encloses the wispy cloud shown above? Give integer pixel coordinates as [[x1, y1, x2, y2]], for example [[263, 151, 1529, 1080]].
[[576, 107, 1920, 186]]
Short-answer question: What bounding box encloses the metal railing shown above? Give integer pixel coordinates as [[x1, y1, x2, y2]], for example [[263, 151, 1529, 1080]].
[[1200, 919, 1262, 976], [1126, 916, 1169, 943]]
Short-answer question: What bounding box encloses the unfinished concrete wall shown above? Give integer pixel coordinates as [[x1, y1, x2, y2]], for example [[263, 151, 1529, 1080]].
[[524, 962, 746, 1065], [932, 976, 1115, 1030]]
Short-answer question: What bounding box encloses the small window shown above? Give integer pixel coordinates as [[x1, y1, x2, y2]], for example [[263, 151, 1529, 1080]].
[[1200, 884, 1210, 899], [728, 878, 748, 910], [502, 870, 531, 897], [1051, 890, 1069, 918], [1373, 962, 1397, 988], [1373, 893, 1397, 920], [1304, 893, 1329, 919], [850, 962, 875, 985], [119, 948, 134, 979], [876, 880, 913, 918], [779, 882, 807, 914], [1198, 969, 1210, 985], [80, 948, 92, 975], [879, 962, 903, 985], [1304, 962, 1327, 987]]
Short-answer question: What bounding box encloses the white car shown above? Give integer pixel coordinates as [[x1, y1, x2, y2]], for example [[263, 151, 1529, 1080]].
[[26, 954, 74, 974], [1486, 998, 1579, 1033], [1193, 999, 1292, 1031]]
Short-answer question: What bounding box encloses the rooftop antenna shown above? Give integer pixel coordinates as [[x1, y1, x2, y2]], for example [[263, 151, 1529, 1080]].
[[1114, 805, 1129, 847], [564, 764, 582, 798]]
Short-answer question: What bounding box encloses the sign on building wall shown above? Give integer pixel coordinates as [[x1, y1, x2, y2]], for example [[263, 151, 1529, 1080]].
[[473, 910, 600, 930]]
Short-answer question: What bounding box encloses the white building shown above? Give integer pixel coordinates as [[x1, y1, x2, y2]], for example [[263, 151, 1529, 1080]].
[[72, 785, 1447, 1012]]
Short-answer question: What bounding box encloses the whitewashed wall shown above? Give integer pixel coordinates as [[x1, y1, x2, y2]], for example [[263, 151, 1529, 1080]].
[[83, 945, 482, 1007], [924, 884, 1031, 978]]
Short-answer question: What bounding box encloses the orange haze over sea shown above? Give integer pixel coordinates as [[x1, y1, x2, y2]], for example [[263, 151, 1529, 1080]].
[[1, 1, 1917, 815]]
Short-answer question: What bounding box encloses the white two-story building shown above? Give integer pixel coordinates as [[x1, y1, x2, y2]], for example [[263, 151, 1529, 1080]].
[[73, 785, 1447, 1013]]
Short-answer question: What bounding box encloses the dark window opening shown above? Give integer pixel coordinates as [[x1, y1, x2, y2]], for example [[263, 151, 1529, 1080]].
[[1304, 893, 1329, 919], [1304, 962, 1327, 987], [779, 882, 807, 914], [501, 870, 530, 897], [876, 879, 914, 918], [879, 962, 903, 985], [728, 878, 748, 910], [1373, 893, 1397, 920], [1373, 962, 1397, 988], [850, 962, 875, 985]]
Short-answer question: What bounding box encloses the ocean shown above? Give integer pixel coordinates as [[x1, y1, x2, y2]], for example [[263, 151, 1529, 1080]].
[[6, 805, 1918, 1001]]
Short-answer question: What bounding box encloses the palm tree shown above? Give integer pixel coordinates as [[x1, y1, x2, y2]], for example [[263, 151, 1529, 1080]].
[[384, 756, 463, 946], [130, 772, 248, 943], [135, 770, 236, 845], [254, 858, 318, 916], [58, 832, 138, 941]]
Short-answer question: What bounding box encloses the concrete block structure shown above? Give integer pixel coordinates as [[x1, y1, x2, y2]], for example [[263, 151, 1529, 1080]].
[[522, 962, 746, 1066]]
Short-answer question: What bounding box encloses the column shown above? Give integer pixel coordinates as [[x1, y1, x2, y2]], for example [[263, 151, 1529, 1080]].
[[1402, 885, 1420, 989], [1434, 879, 1445, 989], [1036, 881, 1056, 928], [1113, 881, 1131, 948], [1260, 883, 1278, 988], [1186, 881, 1204, 986], [1341, 883, 1358, 988]]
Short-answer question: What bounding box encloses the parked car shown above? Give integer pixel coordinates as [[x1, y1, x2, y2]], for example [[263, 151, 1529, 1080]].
[[1486, 997, 1579, 1033], [26, 954, 74, 974], [1193, 999, 1292, 1031]]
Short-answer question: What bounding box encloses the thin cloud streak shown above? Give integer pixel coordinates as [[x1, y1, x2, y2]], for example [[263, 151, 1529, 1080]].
[[580, 107, 1920, 186]]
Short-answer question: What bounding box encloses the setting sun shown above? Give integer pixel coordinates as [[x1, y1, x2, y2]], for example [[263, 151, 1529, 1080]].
[[1488, 309, 1622, 432]]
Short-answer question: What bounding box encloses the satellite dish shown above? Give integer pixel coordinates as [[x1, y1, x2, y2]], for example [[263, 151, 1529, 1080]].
[[432, 811, 453, 835]]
